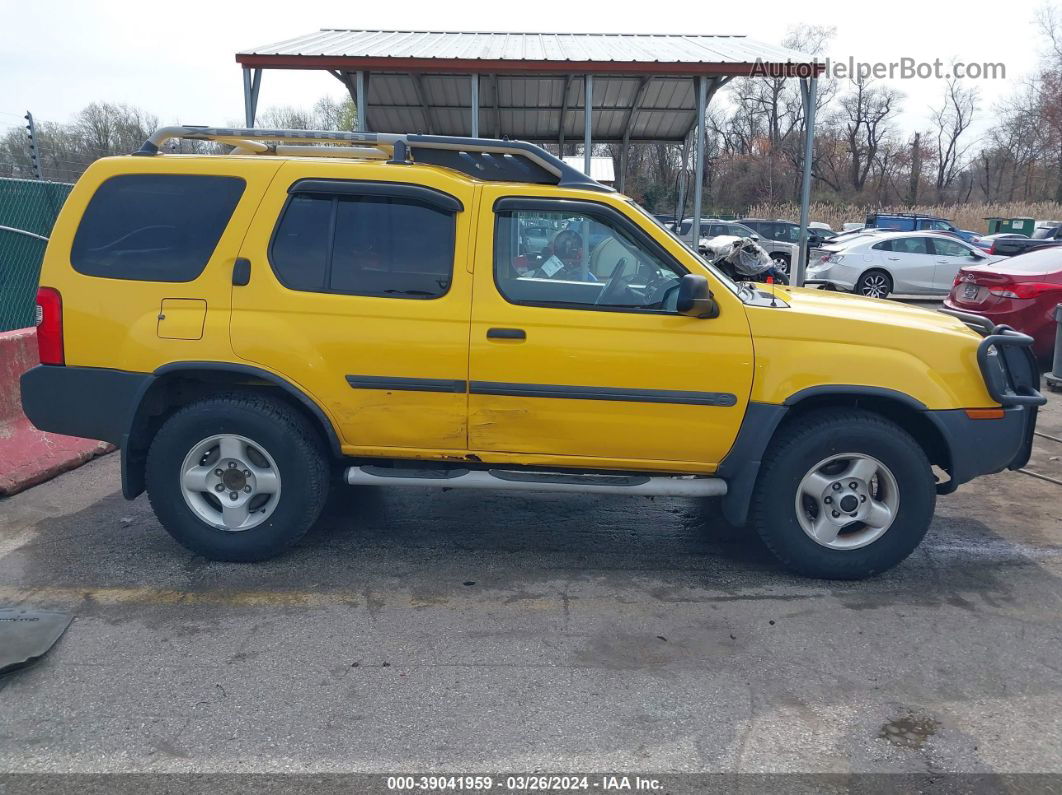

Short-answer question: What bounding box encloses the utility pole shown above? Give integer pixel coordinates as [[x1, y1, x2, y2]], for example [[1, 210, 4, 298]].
[[24, 111, 44, 180]]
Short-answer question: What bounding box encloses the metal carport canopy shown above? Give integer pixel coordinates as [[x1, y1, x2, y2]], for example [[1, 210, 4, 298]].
[[235, 30, 824, 284]]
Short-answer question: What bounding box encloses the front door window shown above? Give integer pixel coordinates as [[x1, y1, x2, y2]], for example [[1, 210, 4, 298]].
[[495, 209, 686, 312]]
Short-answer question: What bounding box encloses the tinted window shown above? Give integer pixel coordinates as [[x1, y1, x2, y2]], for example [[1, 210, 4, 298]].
[[495, 207, 685, 312], [931, 238, 975, 257], [270, 192, 456, 299], [924, 220, 953, 231], [890, 237, 930, 254], [271, 194, 332, 291], [71, 174, 245, 281]]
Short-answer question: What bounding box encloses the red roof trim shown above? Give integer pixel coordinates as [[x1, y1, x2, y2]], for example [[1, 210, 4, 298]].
[[235, 53, 825, 78]]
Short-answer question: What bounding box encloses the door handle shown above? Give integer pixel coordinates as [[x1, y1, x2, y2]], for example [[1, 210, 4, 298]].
[[487, 328, 526, 340], [887, 257, 900, 261], [232, 258, 251, 286]]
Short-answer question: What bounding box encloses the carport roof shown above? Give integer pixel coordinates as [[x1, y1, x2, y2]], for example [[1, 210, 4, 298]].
[[236, 30, 822, 142], [237, 30, 818, 74]]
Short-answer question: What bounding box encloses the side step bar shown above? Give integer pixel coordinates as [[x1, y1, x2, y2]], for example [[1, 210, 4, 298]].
[[345, 466, 727, 498]]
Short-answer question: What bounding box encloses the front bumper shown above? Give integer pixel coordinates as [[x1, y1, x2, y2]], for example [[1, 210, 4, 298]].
[[926, 405, 1038, 493], [930, 310, 1046, 492]]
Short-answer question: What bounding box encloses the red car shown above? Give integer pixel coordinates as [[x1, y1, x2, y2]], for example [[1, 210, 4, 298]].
[[945, 247, 1062, 361]]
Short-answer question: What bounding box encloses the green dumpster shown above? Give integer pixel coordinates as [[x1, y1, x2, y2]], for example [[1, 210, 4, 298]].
[[985, 217, 1035, 236]]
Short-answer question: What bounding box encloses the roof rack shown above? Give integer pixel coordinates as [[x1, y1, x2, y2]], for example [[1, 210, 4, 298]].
[[134, 126, 613, 193], [866, 212, 947, 220]]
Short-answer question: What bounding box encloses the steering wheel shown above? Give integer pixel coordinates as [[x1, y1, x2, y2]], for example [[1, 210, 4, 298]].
[[593, 257, 628, 305]]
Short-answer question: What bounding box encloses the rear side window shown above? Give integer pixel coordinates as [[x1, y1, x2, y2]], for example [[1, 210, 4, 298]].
[[931, 238, 975, 257], [270, 190, 457, 299], [71, 174, 245, 281], [876, 237, 930, 254]]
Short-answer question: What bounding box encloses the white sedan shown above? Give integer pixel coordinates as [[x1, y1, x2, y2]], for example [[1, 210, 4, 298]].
[[805, 231, 1002, 299]]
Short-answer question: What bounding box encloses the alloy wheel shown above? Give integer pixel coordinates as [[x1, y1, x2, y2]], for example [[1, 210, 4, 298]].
[[860, 274, 890, 298], [179, 434, 282, 531], [795, 453, 900, 550]]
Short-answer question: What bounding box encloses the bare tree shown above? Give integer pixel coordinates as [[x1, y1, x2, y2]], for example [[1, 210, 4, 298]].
[[1034, 4, 1062, 201], [838, 77, 903, 193], [930, 78, 978, 202]]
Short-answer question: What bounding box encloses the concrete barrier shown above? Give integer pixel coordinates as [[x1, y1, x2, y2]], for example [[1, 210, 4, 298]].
[[0, 328, 112, 496]]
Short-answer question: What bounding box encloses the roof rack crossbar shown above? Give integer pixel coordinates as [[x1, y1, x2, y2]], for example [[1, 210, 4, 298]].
[[133, 126, 612, 193]]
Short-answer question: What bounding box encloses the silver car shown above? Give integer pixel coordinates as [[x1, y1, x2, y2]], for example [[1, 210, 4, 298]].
[[805, 230, 1001, 299]]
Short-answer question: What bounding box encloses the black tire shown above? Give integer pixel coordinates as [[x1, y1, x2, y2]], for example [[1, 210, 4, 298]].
[[750, 409, 935, 580], [855, 269, 893, 299], [146, 393, 330, 562], [770, 253, 791, 276]]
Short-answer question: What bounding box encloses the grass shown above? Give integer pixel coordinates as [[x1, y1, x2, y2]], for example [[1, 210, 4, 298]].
[[742, 202, 1062, 234]]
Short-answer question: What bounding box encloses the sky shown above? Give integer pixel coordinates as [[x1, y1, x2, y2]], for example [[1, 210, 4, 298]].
[[0, 0, 1052, 139]]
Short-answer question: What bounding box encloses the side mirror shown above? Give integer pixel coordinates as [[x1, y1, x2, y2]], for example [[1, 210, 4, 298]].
[[677, 274, 719, 319]]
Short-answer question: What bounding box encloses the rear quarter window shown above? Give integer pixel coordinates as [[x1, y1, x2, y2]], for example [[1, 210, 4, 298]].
[[70, 174, 245, 282]]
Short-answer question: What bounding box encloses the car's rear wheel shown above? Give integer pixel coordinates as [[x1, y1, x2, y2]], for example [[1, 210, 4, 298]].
[[771, 253, 791, 276], [856, 269, 893, 298], [146, 394, 329, 561], [750, 410, 935, 579]]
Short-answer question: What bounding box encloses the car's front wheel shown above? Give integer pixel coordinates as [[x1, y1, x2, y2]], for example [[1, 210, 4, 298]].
[[146, 394, 330, 561], [750, 409, 935, 579]]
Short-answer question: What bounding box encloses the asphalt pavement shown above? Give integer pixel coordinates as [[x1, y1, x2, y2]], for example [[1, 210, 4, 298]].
[[0, 388, 1060, 784]]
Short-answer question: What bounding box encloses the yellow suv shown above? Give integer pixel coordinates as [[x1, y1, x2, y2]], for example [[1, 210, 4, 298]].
[[21, 127, 1045, 579]]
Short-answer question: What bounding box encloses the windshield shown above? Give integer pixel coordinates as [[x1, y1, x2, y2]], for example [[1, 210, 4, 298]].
[[629, 200, 744, 298]]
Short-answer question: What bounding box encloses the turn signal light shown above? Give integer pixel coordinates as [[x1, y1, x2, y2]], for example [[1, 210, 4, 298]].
[[964, 408, 1005, 420]]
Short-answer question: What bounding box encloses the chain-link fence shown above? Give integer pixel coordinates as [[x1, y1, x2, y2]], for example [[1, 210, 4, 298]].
[[0, 177, 73, 332]]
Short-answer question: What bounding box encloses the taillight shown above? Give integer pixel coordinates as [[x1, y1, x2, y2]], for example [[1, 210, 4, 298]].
[[989, 242, 998, 255], [35, 287, 64, 365], [988, 282, 1062, 300]]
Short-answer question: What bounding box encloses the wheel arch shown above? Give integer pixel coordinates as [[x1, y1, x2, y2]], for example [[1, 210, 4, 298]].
[[122, 362, 341, 499], [719, 386, 952, 527]]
